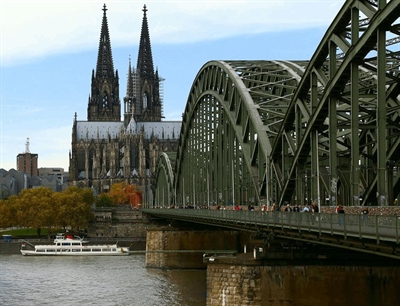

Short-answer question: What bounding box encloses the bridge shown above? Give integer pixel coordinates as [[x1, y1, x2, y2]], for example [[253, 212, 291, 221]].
[[153, 0, 400, 210], [143, 208, 400, 260], [146, 1, 400, 261]]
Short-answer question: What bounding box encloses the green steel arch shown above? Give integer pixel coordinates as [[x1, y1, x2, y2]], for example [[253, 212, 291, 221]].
[[155, 0, 400, 208], [154, 152, 175, 207], [173, 60, 306, 207], [271, 0, 400, 207]]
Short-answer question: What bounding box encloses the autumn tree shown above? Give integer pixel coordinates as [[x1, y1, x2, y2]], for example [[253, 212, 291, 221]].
[[108, 182, 129, 205], [15, 187, 54, 236], [0, 186, 95, 235], [58, 186, 95, 231], [108, 182, 143, 206], [0, 199, 14, 228]]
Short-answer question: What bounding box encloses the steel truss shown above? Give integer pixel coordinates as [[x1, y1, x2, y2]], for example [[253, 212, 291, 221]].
[[155, 0, 400, 208]]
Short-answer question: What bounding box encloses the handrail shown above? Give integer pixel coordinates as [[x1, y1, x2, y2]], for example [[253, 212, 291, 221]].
[[142, 209, 399, 245]]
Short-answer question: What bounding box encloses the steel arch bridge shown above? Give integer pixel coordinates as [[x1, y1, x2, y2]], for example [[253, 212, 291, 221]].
[[153, 0, 400, 209]]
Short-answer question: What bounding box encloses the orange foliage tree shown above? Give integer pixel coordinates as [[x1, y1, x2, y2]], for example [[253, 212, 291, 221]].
[[108, 182, 142, 207]]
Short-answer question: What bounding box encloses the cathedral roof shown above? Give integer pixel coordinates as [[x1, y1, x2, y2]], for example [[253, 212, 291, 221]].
[[76, 121, 123, 140], [76, 120, 181, 141], [136, 122, 181, 140]]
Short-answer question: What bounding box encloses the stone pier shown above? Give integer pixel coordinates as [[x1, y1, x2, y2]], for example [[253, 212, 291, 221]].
[[146, 228, 239, 269], [205, 253, 400, 306]]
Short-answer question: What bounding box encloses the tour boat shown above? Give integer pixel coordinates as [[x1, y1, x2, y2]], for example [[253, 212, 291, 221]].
[[20, 233, 130, 256]]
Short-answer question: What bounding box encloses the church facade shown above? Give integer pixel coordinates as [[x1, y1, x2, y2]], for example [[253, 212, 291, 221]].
[[69, 4, 181, 205]]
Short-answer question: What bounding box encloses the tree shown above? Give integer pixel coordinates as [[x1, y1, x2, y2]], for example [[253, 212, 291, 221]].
[[16, 187, 54, 236], [108, 182, 143, 206], [0, 186, 96, 235], [95, 193, 114, 207], [59, 186, 95, 231], [108, 182, 129, 205], [0, 200, 13, 228]]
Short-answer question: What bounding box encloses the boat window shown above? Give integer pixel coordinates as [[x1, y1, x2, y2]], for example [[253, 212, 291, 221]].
[[72, 249, 81, 252], [72, 243, 81, 246], [92, 248, 101, 252], [62, 243, 71, 246], [82, 249, 91, 252], [47, 249, 55, 252]]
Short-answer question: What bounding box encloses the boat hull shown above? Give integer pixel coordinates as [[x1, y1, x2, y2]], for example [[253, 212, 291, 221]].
[[20, 247, 130, 256], [20, 233, 130, 256]]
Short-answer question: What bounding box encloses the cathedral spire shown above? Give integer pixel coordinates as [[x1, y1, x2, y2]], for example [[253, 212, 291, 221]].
[[137, 4, 154, 78], [96, 4, 115, 78], [124, 55, 135, 126], [126, 55, 134, 97], [88, 3, 120, 122]]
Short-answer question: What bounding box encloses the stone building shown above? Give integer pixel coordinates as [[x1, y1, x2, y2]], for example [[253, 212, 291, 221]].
[[69, 4, 181, 204]]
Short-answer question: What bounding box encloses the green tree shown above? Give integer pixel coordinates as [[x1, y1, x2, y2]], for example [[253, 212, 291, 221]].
[[95, 193, 114, 207]]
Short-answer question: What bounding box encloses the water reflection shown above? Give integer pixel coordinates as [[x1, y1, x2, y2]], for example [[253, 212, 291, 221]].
[[0, 255, 206, 306]]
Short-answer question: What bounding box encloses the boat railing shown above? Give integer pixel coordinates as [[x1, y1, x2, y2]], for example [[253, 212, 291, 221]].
[[20, 239, 35, 248]]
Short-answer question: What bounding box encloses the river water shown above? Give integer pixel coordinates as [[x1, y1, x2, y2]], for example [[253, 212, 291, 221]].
[[0, 255, 206, 306]]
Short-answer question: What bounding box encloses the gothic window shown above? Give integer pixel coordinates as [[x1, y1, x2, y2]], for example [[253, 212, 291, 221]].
[[128, 98, 132, 112], [143, 93, 148, 109], [103, 92, 108, 108]]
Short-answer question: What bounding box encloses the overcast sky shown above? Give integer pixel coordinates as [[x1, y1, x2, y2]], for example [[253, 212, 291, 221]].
[[0, 0, 344, 171]]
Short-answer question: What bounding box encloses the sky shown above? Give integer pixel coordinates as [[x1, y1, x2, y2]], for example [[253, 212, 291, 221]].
[[0, 0, 344, 171]]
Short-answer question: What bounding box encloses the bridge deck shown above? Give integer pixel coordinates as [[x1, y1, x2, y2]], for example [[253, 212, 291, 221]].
[[143, 209, 400, 260]]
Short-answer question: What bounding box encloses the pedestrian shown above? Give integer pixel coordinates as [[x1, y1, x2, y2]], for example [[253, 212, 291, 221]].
[[361, 206, 369, 226], [271, 203, 279, 222], [302, 204, 310, 212], [336, 205, 345, 225], [311, 202, 319, 223]]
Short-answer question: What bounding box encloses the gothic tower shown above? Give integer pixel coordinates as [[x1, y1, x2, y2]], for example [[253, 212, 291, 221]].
[[88, 4, 121, 122], [70, 4, 181, 200], [124, 5, 162, 124]]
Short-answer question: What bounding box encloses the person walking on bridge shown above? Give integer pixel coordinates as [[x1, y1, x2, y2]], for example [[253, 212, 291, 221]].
[[336, 205, 345, 226], [361, 206, 369, 226]]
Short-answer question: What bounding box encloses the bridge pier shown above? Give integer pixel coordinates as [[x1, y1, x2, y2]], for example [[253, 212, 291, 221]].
[[145, 227, 239, 269], [205, 253, 400, 306]]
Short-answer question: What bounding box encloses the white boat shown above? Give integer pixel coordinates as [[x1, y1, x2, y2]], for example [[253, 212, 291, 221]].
[[20, 233, 130, 256]]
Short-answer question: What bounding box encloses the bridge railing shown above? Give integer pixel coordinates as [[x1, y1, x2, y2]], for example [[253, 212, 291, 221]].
[[142, 209, 399, 244]]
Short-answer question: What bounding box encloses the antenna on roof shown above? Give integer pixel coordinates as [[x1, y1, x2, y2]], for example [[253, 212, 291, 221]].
[[25, 138, 30, 153]]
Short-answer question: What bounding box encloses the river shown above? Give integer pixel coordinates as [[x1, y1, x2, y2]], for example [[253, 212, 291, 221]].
[[0, 255, 206, 306]]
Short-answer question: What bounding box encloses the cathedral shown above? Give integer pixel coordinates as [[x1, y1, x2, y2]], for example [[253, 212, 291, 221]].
[[69, 4, 181, 204]]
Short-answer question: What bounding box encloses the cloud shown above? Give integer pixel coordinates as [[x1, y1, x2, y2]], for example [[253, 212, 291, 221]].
[[1, 0, 343, 66]]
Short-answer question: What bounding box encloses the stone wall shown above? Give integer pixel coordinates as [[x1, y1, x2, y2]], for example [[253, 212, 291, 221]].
[[206, 256, 400, 306], [89, 209, 151, 239]]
